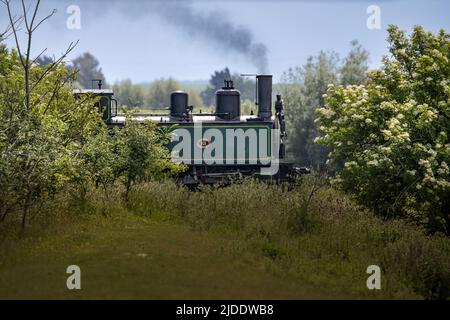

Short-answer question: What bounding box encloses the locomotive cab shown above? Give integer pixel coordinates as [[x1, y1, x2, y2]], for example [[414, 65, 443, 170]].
[[73, 80, 117, 123]]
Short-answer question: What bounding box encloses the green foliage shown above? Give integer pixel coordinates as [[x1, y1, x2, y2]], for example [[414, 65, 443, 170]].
[[282, 41, 370, 168], [241, 99, 257, 115], [340, 40, 371, 86], [81, 113, 186, 199], [185, 87, 205, 111], [0, 47, 101, 227], [112, 79, 146, 109], [315, 26, 450, 232], [80, 125, 117, 190], [232, 73, 256, 102], [112, 78, 205, 111], [112, 114, 185, 198], [146, 78, 181, 108], [1, 169, 449, 299], [0, 44, 184, 226]]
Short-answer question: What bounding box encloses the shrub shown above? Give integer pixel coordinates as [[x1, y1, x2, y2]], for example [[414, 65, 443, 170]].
[[111, 114, 186, 199], [315, 25, 450, 232], [0, 45, 100, 228]]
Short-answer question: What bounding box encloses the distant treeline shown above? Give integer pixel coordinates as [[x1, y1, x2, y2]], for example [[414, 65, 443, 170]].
[[37, 53, 257, 110]]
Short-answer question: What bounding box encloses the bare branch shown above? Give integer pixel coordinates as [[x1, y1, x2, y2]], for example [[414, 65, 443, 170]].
[[22, 0, 44, 111], [32, 9, 56, 32], [28, 0, 41, 32], [0, 27, 12, 40], [42, 68, 78, 115], [31, 47, 48, 66], [2, 0, 26, 68], [21, 0, 29, 31], [2, 0, 75, 113], [29, 40, 79, 93]]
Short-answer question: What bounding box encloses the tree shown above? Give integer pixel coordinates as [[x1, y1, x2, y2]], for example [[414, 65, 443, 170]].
[[113, 79, 145, 110], [315, 26, 450, 233], [281, 51, 339, 168], [185, 88, 205, 112], [201, 68, 256, 107], [71, 52, 106, 89], [241, 99, 257, 115], [201, 68, 232, 107], [282, 41, 370, 168], [0, 1, 183, 230], [340, 40, 370, 86], [111, 114, 185, 200], [231, 73, 256, 102], [146, 78, 181, 108], [0, 49, 100, 228], [0, 1, 98, 229]]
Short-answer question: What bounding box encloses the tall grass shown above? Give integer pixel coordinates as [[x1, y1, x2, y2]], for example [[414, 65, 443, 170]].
[[124, 177, 450, 299], [1, 176, 449, 299]]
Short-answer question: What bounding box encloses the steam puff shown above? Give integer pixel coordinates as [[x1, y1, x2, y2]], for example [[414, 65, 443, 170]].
[[152, 1, 269, 73]]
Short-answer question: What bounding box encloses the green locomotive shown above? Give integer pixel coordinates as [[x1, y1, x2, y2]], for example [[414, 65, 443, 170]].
[[76, 76, 308, 185]]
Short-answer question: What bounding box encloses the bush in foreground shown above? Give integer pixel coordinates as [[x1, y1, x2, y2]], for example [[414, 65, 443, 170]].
[[316, 25, 450, 232]]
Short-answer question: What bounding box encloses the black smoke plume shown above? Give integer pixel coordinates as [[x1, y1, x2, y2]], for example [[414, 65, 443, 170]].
[[151, 1, 269, 73], [40, 0, 270, 73]]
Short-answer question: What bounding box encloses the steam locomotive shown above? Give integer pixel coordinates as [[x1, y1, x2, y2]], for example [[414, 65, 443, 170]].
[[74, 75, 308, 185]]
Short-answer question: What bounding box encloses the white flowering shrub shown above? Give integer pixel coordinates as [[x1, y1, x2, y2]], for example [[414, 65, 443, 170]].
[[316, 26, 450, 233]]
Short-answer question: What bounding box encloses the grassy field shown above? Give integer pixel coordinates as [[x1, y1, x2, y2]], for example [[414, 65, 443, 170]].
[[0, 214, 340, 300], [0, 178, 449, 300]]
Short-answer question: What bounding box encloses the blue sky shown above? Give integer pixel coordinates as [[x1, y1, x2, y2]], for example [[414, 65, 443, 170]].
[[1, 0, 449, 83]]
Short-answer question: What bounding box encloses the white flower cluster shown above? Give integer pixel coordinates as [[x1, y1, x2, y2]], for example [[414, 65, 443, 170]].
[[344, 161, 358, 168], [437, 161, 449, 175], [380, 146, 392, 155], [418, 159, 430, 167], [317, 108, 336, 119]]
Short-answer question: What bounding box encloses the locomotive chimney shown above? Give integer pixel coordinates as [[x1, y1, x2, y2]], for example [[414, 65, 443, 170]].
[[256, 75, 272, 120], [215, 79, 241, 120], [170, 91, 189, 120]]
